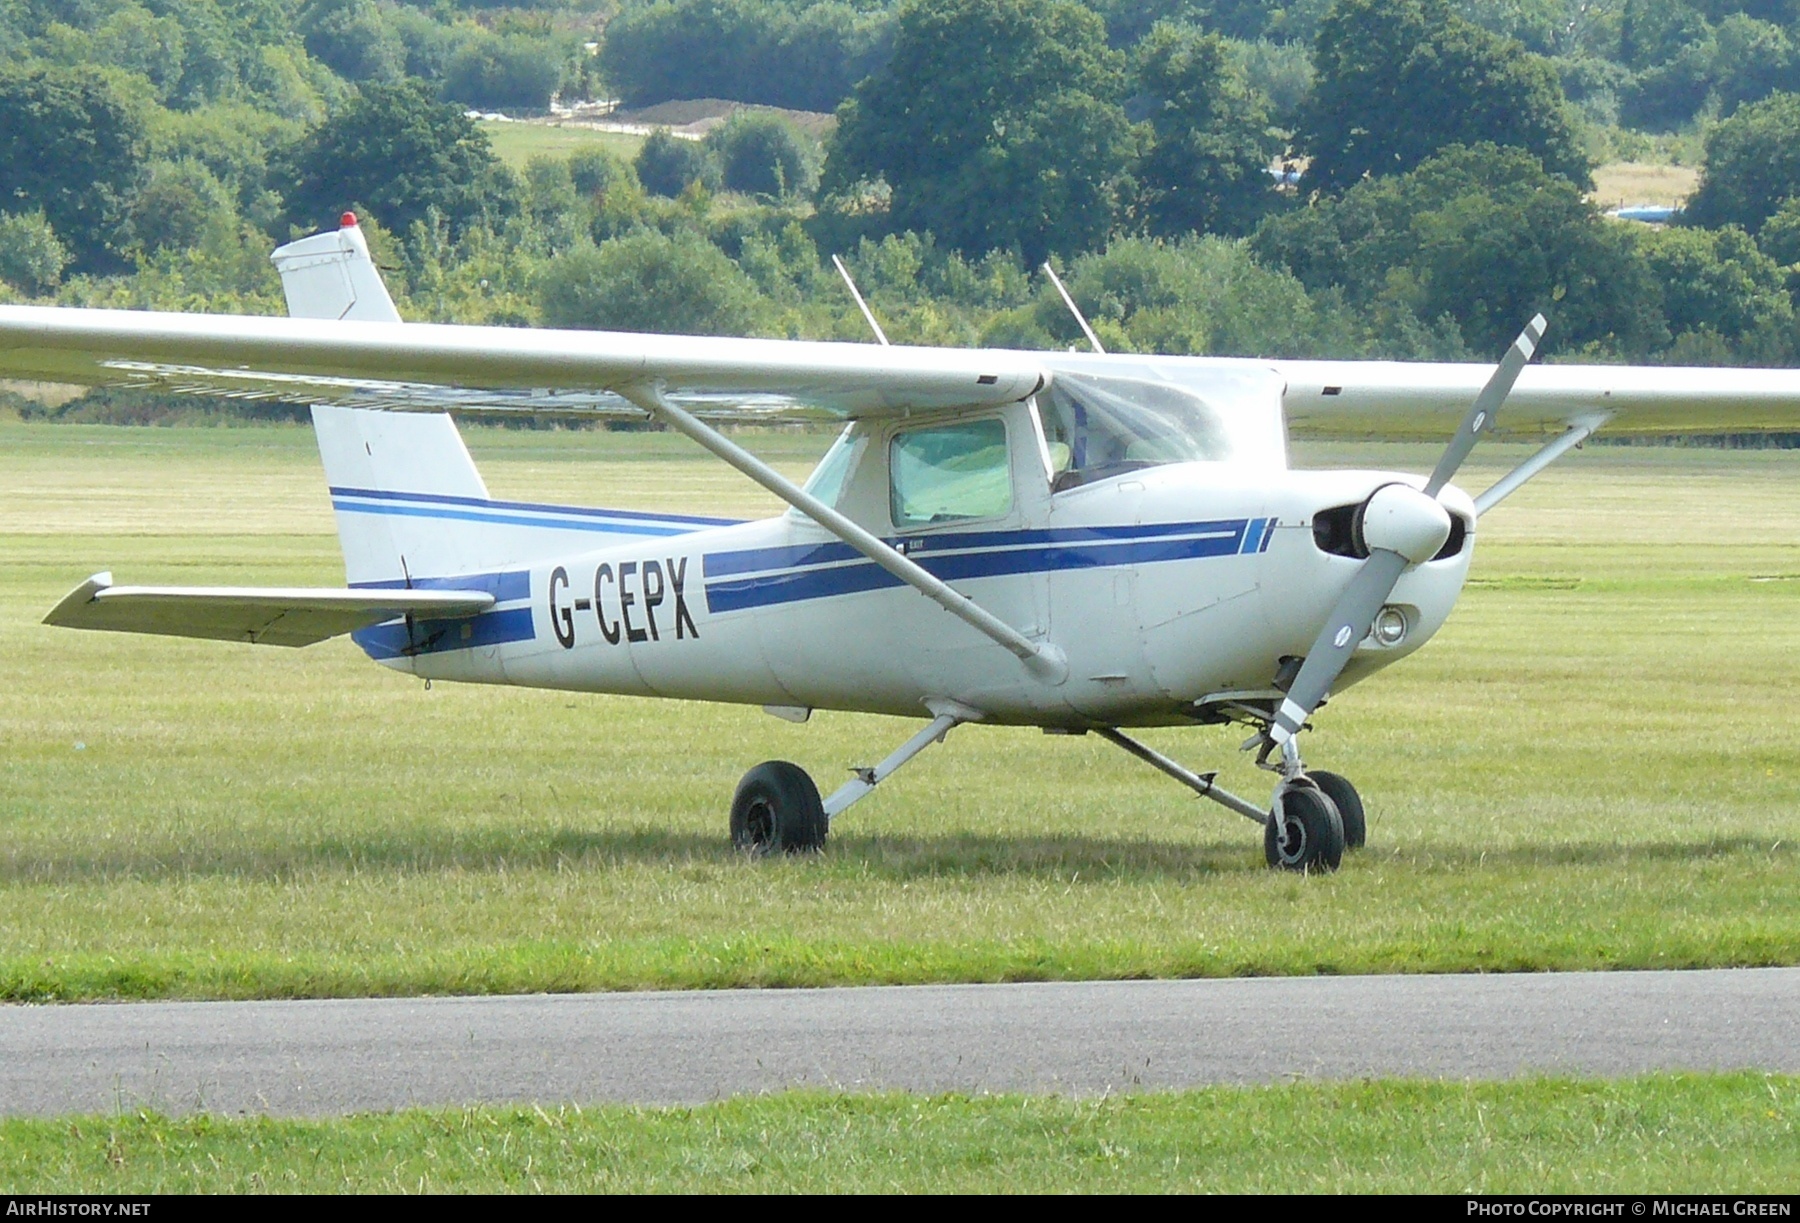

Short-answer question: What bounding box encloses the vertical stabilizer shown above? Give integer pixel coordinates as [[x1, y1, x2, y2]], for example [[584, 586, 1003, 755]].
[[313, 405, 492, 586], [271, 213, 402, 323]]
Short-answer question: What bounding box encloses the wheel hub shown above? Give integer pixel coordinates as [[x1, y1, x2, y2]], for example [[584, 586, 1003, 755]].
[[742, 799, 774, 850], [1274, 812, 1308, 864]]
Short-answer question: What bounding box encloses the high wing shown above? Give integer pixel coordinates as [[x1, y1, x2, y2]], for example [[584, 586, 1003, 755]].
[[1272, 358, 1800, 438], [43, 572, 495, 647], [4, 302, 1800, 435], [0, 305, 1044, 420]]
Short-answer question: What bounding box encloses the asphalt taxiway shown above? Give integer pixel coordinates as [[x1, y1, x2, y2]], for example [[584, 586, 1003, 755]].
[[2, 968, 1793, 1117]]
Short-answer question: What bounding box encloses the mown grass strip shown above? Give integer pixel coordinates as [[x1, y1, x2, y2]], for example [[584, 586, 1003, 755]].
[[2, 1074, 1794, 1193], [3, 424, 1799, 1001]]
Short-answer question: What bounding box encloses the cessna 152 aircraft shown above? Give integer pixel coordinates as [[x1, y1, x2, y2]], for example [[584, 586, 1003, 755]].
[[5, 215, 1800, 872]]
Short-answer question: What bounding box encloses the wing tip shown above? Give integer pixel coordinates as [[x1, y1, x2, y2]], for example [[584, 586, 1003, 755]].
[[43, 572, 112, 628]]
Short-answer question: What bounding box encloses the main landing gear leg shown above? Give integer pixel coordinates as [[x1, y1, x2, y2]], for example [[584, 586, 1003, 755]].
[[822, 705, 972, 820], [728, 702, 977, 855]]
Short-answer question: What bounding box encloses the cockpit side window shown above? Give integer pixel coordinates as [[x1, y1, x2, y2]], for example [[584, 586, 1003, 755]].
[[889, 417, 1012, 528]]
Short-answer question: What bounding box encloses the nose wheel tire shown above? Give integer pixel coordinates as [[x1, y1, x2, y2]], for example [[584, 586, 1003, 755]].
[[1264, 778, 1345, 873], [1308, 770, 1366, 850], [730, 760, 827, 855]]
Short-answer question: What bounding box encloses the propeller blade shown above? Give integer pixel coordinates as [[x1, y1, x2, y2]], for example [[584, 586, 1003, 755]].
[[1268, 314, 1547, 754], [1422, 314, 1546, 498], [1269, 548, 1409, 746]]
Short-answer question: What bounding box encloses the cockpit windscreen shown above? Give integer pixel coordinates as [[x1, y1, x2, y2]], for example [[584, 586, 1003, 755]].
[[1040, 371, 1279, 490]]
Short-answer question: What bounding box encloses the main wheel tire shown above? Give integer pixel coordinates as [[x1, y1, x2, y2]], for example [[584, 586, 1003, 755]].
[[730, 760, 827, 855], [1309, 770, 1366, 850], [1264, 780, 1346, 873]]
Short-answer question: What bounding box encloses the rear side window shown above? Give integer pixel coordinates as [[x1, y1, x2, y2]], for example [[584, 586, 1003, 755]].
[[890, 418, 1012, 528]]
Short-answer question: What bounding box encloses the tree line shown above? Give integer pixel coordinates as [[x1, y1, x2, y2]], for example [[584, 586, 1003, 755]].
[[9, 0, 1800, 395]]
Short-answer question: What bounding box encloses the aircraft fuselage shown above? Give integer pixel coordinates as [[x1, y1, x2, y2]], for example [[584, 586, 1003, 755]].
[[363, 461, 1475, 728]]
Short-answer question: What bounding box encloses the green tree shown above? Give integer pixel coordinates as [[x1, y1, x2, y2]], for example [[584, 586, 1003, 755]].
[[124, 158, 236, 256], [0, 210, 69, 296], [1255, 143, 1660, 357], [1090, 0, 1333, 46], [600, 0, 891, 113], [1619, 39, 1713, 130], [246, 44, 340, 126], [1619, 0, 1707, 71], [707, 112, 819, 198], [823, 0, 1135, 264], [442, 31, 566, 111], [519, 156, 578, 225], [569, 147, 634, 198], [538, 231, 765, 336], [1060, 235, 1356, 357], [0, 62, 150, 270], [1708, 15, 1800, 115], [299, 0, 405, 84], [1294, 0, 1590, 194], [1685, 91, 1800, 234], [153, 102, 304, 228], [635, 130, 720, 198], [1637, 223, 1795, 362], [1755, 194, 1800, 273], [282, 80, 514, 237], [567, 147, 651, 240], [1134, 24, 1282, 239], [92, 3, 189, 103]]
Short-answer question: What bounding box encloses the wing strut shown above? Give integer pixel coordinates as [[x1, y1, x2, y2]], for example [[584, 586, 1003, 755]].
[[1473, 412, 1612, 516], [618, 383, 1069, 684]]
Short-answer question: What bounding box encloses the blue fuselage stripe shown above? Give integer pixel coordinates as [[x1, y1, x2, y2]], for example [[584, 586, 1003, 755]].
[[327, 487, 741, 529], [351, 570, 532, 602], [702, 524, 1258, 614], [1239, 517, 1273, 554], [332, 499, 702, 537], [701, 518, 1251, 579], [353, 606, 536, 660]]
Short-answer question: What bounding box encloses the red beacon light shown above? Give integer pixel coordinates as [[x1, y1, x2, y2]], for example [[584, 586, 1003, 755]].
[[340, 212, 358, 228]]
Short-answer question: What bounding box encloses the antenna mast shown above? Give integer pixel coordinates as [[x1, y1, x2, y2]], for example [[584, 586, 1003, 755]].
[[1041, 262, 1105, 354], [831, 254, 890, 346]]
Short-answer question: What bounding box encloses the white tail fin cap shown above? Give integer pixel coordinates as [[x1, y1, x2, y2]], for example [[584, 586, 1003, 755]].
[[270, 212, 403, 323]]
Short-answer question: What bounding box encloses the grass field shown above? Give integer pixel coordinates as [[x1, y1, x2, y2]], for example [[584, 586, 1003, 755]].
[[479, 120, 646, 170], [1591, 160, 1701, 209], [1, 422, 1798, 1001], [3, 1074, 1794, 1192]]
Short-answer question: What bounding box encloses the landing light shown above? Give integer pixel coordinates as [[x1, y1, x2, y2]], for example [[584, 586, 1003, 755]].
[[1372, 606, 1409, 647]]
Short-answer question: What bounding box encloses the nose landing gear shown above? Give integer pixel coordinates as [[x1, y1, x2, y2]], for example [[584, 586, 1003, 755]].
[[1091, 726, 1366, 874], [1265, 775, 1346, 872]]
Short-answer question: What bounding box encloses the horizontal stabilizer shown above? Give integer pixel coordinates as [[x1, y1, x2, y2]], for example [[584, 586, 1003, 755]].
[[43, 573, 495, 648]]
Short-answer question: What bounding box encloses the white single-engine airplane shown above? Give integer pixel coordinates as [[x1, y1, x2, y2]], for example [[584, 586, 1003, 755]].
[[6, 216, 1800, 872]]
